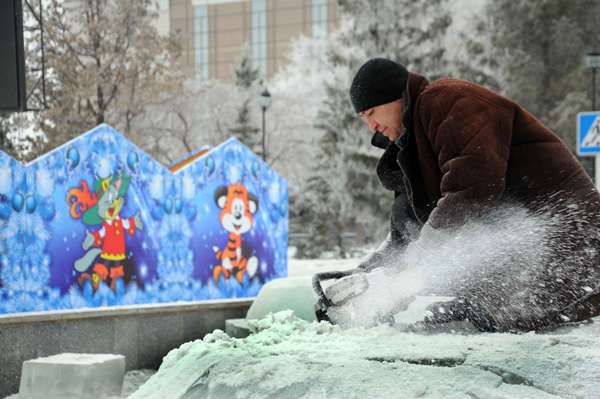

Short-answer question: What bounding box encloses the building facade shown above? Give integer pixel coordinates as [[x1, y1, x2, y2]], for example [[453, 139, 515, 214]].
[[165, 0, 339, 81]]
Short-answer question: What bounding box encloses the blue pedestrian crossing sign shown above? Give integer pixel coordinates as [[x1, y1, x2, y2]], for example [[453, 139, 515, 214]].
[[577, 112, 600, 155]]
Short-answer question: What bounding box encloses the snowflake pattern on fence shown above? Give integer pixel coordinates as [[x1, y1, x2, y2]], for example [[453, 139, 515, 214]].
[[0, 124, 288, 313]]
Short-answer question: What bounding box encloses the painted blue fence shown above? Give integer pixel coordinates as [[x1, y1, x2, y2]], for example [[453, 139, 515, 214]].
[[0, 124, 288, 313]]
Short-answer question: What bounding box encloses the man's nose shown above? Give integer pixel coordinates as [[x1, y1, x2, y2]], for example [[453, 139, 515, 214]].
[[365, 116, 378, 132]]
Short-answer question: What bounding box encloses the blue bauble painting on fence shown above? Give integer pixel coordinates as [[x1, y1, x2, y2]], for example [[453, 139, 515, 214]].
[[0, 124, 288, 314]]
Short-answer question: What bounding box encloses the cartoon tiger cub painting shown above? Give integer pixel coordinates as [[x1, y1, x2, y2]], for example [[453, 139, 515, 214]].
[[212, 183, 259, 283]]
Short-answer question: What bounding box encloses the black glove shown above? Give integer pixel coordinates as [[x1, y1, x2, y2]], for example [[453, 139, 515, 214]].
[[424, 297, 497, 332]]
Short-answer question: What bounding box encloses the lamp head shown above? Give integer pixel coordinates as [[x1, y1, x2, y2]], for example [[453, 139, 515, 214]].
[[259, 89, 272, 109]]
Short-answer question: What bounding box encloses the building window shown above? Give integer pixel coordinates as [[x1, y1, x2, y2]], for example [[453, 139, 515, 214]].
[[252, 0, 267, 77], [312, 0, 328, 37], [193, 5, 210, 80]]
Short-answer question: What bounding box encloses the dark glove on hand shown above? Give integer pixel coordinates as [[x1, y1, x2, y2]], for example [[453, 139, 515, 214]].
[[424, 297, 497, 332]]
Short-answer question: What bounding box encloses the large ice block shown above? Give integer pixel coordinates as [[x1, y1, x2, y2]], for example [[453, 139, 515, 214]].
[[19, 353, 125, 399], [246, 276, 318, 322], [225, 277, 319, 338]]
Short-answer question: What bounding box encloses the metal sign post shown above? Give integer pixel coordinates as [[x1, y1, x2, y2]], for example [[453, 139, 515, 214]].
[[577, 111, 600, 188]]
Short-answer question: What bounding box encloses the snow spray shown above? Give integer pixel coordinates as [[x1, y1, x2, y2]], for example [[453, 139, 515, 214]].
[[327, 201, 600, 331]]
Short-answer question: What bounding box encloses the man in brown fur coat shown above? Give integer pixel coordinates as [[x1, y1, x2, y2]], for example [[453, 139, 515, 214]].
[[349, 58, 600, 332]]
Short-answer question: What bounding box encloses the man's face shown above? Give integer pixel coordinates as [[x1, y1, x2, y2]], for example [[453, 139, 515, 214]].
[[359, 100, 402, 141]]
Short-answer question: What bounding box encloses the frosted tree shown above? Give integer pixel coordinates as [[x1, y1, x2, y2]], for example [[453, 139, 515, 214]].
[[266, 34, 334, 191], [0, 117, 16, 159], [336, 0, 452, 78], [443, 3, 499, 90], [469, 0, 600, 160], [228, 45, 262, 156], [233, 43, 261, 89], [228, 103, 260, 154], [295, 0, 453, 257], [134, 76, 205, 165], [14, 0, 187, 161]]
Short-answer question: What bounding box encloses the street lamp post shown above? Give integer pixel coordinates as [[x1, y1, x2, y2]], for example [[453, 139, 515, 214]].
[[258, 88, 271, 162], [586, 47, 600, 110], [586, 47, 600, 187]]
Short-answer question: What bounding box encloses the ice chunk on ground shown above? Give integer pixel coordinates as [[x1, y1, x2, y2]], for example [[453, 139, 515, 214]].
[[19, 353, 125, 399], [225, 277, 319, 338], [129, 311, 600, 399], [246, 276, 318, 322]]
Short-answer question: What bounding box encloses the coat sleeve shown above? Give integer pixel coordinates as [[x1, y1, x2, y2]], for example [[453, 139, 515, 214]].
[[419, 91, 511, 230], [125, 217, 136, 235]]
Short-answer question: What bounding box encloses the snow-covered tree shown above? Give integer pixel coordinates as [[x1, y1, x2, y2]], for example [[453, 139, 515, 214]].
[[0, 117, 16, 159], [470, 0, 600, 159], [7, 0, 187, 162], [232, 44, 261, 90], [267, 34, 334, 186], [336, 0, 452, 78], [228, 45, 261, 155], [444, 1, 499, 90], [229, 102, 260, 152], [294, 0, 453, 257]]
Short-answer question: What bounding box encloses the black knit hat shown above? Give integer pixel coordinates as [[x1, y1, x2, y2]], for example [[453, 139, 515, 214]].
[[349, 58, 409, 114]]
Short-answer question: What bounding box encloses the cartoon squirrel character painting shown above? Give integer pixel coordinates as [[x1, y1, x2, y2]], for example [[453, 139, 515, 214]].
[[212, 183, 259, 283], [67, 172, 143, 290]]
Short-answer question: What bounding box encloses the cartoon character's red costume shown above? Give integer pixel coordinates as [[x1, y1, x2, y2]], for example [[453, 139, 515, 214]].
[[69, 174, 143, 291], [90, 215, 136, 284], [92, 215, 136, 260]]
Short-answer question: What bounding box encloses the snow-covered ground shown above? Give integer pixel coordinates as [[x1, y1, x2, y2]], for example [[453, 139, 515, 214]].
[[127, 250, 600, 398], [7, 255, 600, 398], [131, 310, 600, 399]]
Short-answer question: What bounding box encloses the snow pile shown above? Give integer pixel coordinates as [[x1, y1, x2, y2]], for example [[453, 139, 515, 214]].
[[129, 310, 600, 399]]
